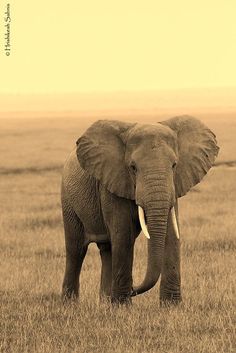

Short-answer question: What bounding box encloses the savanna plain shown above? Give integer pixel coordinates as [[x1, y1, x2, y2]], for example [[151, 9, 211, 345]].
[[0, 112, 235, 353]]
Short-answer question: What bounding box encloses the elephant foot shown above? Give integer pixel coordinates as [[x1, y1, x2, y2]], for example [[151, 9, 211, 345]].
[[160, 293, 182, 307], [61, 287, 79, 302], [111, 294, 132, 306]]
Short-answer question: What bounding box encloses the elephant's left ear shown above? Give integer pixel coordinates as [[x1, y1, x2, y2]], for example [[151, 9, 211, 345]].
[[159, 115, 219, 197]]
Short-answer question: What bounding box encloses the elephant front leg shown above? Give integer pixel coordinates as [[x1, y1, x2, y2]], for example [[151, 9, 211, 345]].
[[111, 239, 134, 305], [98, 243, 112, 300], [160, 205, 182, 305], [102, 193, 138, 305]]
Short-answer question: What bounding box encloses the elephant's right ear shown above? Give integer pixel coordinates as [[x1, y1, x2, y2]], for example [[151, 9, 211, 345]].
[[76, 120, 136, 199]]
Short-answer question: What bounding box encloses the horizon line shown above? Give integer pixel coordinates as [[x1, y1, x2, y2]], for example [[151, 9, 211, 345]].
[[1, 85, 236, 96]]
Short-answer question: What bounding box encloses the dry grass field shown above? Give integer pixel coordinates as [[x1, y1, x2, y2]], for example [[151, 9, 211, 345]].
[[0, 113, 235, 353]]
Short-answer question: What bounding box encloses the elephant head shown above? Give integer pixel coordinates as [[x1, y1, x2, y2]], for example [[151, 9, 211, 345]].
[[76, 116, 219, 296]]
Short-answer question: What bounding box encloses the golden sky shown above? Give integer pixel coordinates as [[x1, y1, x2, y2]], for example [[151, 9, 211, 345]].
[[1, 0, 236, 94]]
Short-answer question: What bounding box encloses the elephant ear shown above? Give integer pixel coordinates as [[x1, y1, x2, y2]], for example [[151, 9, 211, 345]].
[[76, 120, 136, 199], [160, 115, 219, 197]]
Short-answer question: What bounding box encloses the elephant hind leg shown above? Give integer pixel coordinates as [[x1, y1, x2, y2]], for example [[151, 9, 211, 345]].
[[97, 242, 112, 300], [62, 201, 87, 300]]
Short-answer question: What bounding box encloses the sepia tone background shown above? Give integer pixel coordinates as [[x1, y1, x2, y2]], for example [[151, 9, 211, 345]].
[[0, 1, 235, 352]]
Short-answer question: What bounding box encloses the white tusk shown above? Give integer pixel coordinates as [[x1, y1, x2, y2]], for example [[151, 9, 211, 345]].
[[171, 207, 180, 239], [138, 206, 150, 239]]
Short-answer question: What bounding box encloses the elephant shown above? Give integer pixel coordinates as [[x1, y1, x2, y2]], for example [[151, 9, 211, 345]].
[[61, 116, 219, 305]]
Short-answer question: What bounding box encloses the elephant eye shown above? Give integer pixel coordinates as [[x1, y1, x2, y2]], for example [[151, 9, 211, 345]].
[[130, 163, 137, 174], [172, 161, 177, 169]]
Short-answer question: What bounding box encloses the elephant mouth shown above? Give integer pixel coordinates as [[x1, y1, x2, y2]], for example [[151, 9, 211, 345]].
[[138, 205, 180, 240]]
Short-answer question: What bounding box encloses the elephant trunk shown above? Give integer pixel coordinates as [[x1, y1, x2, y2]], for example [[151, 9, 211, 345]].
[[132, 174, 171, 296]]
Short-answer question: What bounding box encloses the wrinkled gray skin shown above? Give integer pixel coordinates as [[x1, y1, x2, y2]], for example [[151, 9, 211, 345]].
[[61, 116, 219, 304]]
